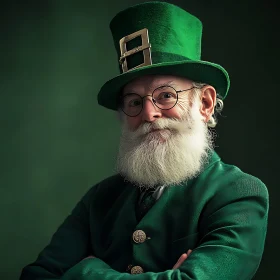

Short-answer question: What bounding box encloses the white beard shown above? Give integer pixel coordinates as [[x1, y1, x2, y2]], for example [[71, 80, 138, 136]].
[[115, 95, 214, 189]]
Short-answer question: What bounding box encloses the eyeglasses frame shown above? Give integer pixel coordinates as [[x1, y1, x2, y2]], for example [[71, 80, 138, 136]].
[[119, 85, 200, 117]]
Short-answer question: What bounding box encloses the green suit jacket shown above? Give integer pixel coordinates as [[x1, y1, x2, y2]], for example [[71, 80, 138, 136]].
[[20, 152, 269, 279]]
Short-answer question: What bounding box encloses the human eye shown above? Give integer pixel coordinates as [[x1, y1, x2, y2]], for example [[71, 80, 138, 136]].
[[122, 94, 142, 107], [128, 99, 142, 107], [157, 91, 176, 100]]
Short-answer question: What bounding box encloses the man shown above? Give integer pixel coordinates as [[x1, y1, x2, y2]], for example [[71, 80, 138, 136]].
[[20, 1, 269, 279]]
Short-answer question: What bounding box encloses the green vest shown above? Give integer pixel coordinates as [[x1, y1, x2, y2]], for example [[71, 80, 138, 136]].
[[20, 152, 269, 280]]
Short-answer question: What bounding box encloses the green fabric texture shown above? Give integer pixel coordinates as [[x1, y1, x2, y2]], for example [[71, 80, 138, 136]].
[[97, 1, 230, 110], [19, 152, 269, 280]]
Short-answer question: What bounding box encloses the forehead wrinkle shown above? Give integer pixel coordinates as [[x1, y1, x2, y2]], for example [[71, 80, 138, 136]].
[[148, 80, 177, 91], [123, 79, 178, 96]]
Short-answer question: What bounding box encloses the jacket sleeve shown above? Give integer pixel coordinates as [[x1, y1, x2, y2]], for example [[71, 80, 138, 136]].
[[19, 187, 97, 280], [58, 175, 269, 280]]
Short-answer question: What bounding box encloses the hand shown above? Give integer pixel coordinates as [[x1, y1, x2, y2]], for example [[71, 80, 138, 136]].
[[172, 249, 192, 269]]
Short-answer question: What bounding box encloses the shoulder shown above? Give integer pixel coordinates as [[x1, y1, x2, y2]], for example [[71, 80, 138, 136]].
[[216, 156, 267, 195], [201, 152, 269, 211]]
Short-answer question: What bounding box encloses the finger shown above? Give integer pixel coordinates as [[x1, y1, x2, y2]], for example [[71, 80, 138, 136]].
[[173, 253, 188, 269], [187, 249, 192, 256], [172, 253, 188, 269]]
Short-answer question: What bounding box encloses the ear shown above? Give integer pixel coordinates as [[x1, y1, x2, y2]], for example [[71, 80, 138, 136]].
[[199, 86, 216, 122]]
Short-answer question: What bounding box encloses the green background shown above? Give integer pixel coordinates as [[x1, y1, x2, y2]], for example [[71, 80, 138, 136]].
[[0, 0, 277, 279]]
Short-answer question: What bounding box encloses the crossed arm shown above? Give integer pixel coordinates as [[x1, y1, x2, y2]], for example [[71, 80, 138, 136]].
[[20, 176, 269, 280], [60, 252, 192, 280], [84, 250, 192, 270]]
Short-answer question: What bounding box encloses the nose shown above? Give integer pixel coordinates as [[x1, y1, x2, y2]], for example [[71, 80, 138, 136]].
[[141, 96, 162, 122]]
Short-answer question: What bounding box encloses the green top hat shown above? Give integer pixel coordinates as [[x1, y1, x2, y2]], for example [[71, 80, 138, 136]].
[[97, 1, 230, 110]]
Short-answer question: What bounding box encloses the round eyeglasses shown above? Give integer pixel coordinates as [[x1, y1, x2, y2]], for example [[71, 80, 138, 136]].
[[119, 85, 199, 117]]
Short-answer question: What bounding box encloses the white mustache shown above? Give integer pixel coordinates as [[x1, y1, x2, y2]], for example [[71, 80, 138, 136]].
[[126, 117, 191, 140]]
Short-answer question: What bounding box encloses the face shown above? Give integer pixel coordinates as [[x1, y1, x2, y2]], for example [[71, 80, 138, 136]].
[[121, 75, 195, 130], [116, 74, 216, 189]]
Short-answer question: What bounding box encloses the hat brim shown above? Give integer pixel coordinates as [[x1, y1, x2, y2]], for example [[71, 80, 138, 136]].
[[97, 60, 230, 110]]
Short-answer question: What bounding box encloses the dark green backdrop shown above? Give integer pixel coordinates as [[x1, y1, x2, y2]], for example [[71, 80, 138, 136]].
[[0, 0, 277, 279]]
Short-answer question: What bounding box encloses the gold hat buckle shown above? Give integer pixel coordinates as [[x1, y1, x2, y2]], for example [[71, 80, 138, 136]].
[[119, 28, 152, 73]]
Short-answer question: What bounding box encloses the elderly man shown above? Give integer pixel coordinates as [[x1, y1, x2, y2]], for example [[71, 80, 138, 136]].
[[20, 1, 269, 280]]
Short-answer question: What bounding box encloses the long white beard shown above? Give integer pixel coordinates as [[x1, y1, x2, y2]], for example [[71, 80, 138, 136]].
[[116, 96, 214, 189]]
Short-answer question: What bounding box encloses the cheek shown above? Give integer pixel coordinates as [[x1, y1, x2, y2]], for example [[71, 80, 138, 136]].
[[177, 98, 192, 111], [163, 107, 183, 119], [175, 97, 202, 117]]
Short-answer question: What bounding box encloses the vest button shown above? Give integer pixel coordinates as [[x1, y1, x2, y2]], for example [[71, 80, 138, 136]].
[[132, 230, 147, 243], [130, 265, 144, 274]]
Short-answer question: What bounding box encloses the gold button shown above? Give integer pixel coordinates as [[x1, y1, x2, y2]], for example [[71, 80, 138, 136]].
[[132, 230, 147, 243], [131, 265, 144, 274]]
